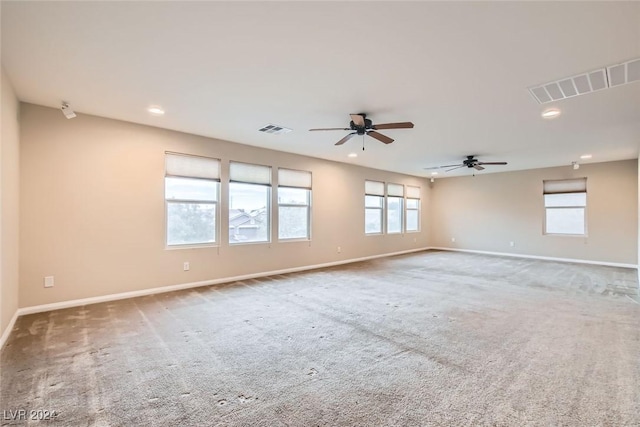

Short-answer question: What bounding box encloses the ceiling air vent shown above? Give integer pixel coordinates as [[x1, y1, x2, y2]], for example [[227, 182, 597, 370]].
[[528, 68, 608, 104], [528, 57, 640, 105], [607, 58, 640, 87], [258, 124, 292, 135]]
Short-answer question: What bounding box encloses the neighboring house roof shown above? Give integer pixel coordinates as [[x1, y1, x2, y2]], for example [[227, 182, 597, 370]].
[[229, 208, 266, 228]]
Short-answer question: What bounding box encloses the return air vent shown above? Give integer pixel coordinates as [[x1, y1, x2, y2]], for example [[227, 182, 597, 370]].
[[528, 68, 608, 104], [607, 58, 640, 87], [258, 124, 292, 135], [528, 57, 640, 104]]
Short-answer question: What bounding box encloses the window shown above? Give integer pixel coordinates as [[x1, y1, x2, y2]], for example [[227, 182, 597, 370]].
[[165, 153, 220, 246], [543, 178, 587, 235], [278, 168, 312, 240], [365, 180, 384, 234], [387, 183, 404, 234], [406, 186, 420, 232], [229, 162, 271, 244]]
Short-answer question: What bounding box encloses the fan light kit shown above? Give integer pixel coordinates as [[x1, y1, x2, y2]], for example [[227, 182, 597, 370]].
[[310, 113, 414, 149], [541, 108, 561, 119], [572, 161, 580, 170], [147, 106, 165, 116], [424, 155, 508, 172]]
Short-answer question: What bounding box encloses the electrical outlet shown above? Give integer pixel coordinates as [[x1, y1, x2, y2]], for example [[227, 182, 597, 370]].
[[183, 262, 190, 271], [337, 246, 341, 253], [413, 237, 417, 243], [44, 276, 54, 288], [451, 237, 456, 243], [510, 241, 515, 247]]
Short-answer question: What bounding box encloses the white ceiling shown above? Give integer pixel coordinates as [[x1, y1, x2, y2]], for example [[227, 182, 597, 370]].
[[2, 1, 639, 177]]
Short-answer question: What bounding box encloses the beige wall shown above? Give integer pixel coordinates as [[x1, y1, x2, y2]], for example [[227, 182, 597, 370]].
[[19, 104, 430, 307], [430, 160, 638, 265], [1, 66, 20, 336]]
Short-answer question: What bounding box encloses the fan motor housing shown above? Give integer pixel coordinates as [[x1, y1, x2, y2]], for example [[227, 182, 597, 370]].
[[463, 157, 477, 168], [350, 118, 373, 134]]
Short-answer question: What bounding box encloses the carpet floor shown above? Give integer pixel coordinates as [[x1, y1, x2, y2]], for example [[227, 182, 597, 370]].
[[1, 250, 639, 426]]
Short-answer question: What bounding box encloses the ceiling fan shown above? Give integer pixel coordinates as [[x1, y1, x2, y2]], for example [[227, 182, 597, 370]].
[[424, 155, 508, 172], [309, 113, 414, 146]]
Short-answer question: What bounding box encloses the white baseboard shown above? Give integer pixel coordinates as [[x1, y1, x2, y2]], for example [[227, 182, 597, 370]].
[[0, 309, 19, 350], [18, 247, 432, 317], [431, 247, 638, 269]]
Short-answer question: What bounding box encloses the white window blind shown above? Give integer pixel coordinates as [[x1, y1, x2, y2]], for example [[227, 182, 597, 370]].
[[543, 178, 586, 194], [165, 152, 220, 180], [406, 186, 420, 199], [365, 180, 384, 196], [278, 168, 312, 189], [230, 162, 271, 185], [387, 183, 404, 197]]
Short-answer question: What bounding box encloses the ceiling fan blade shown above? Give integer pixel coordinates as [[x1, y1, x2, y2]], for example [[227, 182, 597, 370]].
[[423, 164, 462, 170], [372, 122, 414, 130], [473, 165, 485, 171], [445, 165, 466, 172], [309, 127, 351, 131], [367, 131, 394, 144], [335, 132, 357, 146], [476, 162, 508, 165], [350, 114, 365, 127]]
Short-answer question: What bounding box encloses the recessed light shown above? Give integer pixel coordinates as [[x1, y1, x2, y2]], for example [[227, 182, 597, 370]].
[[431, 172, 438, 175], [347, 153, 357, 158], [580, 154, 592, 159], [147, 106, 165, 116], [541, 108, 561, 119]]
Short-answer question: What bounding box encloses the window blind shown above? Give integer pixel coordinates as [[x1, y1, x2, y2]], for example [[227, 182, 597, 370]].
[[543, 178, 586, 194], [365, 180, 384, 196], [406, 186, 420, 199], [278, 168, 312, 189], [387, 183, 404, 197], [230, 161, 271, 185], [165, 152, 220, 180]]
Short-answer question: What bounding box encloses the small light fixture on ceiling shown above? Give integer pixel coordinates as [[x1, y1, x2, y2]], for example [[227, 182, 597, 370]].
[[347, 153, 357, 158], [572, 161, 580, 170], [147, 105, 165, 116], [580, 154, 592, 159], [431, 172, 438, 176], [61, 101, 76, 119], [541, 108, 561, 119]]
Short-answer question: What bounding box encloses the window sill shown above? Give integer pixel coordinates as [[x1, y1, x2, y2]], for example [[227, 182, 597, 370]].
[[166, 243, 218, 250], [278, 238, 311, 243], [543, 233, 588, 238], [229, 240, 272, 246]]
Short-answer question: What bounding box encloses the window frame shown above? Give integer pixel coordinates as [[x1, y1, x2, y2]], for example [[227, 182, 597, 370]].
[[228, 161, 272, 245], [365, 180, 385, 235], [386, 183, 404, 234], [543, 178, 587, 237], [277, 168, 312, 242], [164, 153, 221, 249], [405, 190, 421, 233]]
